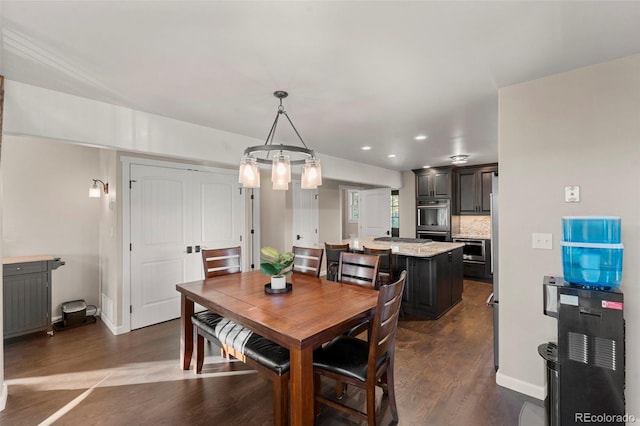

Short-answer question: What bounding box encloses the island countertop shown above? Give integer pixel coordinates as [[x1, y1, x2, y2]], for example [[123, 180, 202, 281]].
[[338, 237, 464, 258]]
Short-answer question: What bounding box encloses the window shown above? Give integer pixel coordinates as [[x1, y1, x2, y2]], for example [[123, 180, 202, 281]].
[[391, 191, 399, 230], [348, 189, 359, 223]]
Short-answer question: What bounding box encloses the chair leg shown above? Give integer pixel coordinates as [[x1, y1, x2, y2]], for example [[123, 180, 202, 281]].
[[366, 383, 377, 426], [273, 374, 289, 426], [194, 330, 205, 374], [314, 372, 322, 416], [385, 363, 399, 422]]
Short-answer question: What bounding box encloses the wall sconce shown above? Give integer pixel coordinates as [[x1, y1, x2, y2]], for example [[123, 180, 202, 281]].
[[89, 179, 109, 198]]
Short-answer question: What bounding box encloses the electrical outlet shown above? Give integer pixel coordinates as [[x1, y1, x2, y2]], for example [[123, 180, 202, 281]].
[[532, 233, 553, 249]]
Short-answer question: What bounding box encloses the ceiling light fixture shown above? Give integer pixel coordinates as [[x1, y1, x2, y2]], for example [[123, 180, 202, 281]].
[[239, 91, 322, 190], [361, 146, 372, 151], [387, 154, 396, 158], [414, 135, 428, 141], [450, 155, 469, 165]]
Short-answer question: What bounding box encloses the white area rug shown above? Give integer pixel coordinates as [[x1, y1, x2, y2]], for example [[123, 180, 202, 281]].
[[519, 401, 545, 426]]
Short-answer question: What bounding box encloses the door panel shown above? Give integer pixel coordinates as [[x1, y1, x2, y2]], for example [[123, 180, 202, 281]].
[[131, 165, 191, 329], [359, 188, 391, 238], [292, 181, 319, 247]]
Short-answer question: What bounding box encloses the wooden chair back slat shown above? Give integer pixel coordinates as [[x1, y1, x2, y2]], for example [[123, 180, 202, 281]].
[[201, 247, 242, 278], [338, 252, 380, 288], [292, 246, 324, 277]]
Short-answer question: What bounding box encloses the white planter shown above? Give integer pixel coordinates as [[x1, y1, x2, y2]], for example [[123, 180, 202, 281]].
[[271, 275, 286, 290]]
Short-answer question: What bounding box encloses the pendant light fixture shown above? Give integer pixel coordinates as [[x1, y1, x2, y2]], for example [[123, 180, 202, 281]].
[[239, 91, 322, 190]]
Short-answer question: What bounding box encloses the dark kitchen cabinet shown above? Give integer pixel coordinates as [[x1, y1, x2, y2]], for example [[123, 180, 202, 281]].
[[414, 167, 453, 199], [396, 247, 463, 319], [455, 164, 497, 215]]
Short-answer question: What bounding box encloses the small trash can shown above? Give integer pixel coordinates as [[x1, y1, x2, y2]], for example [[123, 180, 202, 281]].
[[62, 299, 87, 327], [538, 342, 560, 426]]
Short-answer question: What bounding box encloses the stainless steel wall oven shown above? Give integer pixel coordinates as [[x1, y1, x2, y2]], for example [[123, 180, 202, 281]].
[[416, 199, 450, 232]]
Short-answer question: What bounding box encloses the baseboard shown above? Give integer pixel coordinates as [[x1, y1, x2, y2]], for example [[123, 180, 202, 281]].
[[100, 312, 128, 335], [496, 371, 546, 400], [0, 381, 7, 411]]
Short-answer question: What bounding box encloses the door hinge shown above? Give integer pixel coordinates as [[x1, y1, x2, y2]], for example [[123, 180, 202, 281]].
[[239, 187, 243, 195], [130, 243, 132, 251], [240, 235, 243, 242], [315, 194, 319, 200], [130, 305, 133, 314], [130, 179, 137, 189], [251, 263, 255, 270], [250, 193, 254, 200], [250, 229, 255, 234]]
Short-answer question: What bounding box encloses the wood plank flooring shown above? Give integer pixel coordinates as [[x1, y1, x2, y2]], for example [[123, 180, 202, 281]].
[[1, 280, 541, 425]]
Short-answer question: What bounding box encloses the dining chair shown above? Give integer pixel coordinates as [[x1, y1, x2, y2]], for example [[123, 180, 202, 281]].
[[338, 251, 380, 289], [337, 252, 381, 340], [198, 246, 242, 359], [292, 246, 324, 277], [363, 246, 393, 288], [324, 242, 350, 281], [201, 246, 242, 278], [313, 270, 407, 425]]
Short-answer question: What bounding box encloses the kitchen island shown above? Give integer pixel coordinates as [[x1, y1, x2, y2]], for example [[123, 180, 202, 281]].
[[339, 237, 465, 319]]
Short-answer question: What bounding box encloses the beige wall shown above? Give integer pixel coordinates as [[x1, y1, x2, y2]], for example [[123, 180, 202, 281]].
[[1, 136, 102, 316], [498, 53, 639, 414]]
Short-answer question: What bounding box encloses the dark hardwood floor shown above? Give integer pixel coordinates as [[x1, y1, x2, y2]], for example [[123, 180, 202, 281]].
[[1, 280, 540, 425]]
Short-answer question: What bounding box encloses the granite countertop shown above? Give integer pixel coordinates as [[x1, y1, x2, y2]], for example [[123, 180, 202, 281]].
[[340, 237, 464, 258], [3, 255, 57, 264]]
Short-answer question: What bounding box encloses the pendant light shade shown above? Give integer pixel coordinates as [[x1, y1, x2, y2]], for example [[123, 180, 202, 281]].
[[239, 156, 260, 188], [301, 158, 322, 189]]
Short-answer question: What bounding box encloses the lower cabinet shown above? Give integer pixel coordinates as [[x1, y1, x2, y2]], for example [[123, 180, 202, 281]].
[[395, 247, 463, 319], [3, 257, 65, 339]]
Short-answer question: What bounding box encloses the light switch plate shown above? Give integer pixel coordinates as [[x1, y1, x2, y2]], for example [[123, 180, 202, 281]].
[[532, 233, 553, 249], [565, 185, 580, 202]]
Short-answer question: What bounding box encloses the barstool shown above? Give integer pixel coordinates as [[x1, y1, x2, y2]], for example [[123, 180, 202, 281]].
[[324, 242, 350, 281]]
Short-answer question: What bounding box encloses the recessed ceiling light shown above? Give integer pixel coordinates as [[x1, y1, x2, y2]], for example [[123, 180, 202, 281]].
[[387, 154, 396, 158], [414, 135, 428, 141], [361, 146, 372, 151], [422, 165, 431, 169], [450, 155, 469, 164]]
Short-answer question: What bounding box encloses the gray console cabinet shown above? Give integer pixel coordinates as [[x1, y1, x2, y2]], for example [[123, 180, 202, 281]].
[[3, 257, 65, 338]]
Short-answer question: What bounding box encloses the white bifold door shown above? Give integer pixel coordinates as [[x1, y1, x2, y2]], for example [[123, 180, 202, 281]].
[[130, 164, 244, 330]]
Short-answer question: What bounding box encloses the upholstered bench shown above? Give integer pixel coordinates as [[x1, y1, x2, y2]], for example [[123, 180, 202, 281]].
[[192, 311, 290, 425]]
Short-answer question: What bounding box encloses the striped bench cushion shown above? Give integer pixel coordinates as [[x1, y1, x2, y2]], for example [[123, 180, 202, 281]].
[[192, 311, 290, 376]]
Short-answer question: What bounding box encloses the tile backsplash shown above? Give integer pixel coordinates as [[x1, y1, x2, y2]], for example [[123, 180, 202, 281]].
[[452, 215, 491, 238]]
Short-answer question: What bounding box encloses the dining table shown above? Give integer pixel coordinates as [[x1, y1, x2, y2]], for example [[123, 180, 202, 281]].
[[176, 269, 379, 426]]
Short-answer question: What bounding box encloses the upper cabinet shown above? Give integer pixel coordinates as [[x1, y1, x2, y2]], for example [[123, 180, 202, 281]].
[[414, 167, 453, 199], [454, 163, 498, 215]]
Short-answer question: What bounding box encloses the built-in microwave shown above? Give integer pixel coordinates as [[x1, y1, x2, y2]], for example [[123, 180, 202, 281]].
[[416, 199, 450, 232]]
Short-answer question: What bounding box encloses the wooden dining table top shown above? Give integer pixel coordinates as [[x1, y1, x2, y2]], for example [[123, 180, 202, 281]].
[[176, 269, 379, 349]]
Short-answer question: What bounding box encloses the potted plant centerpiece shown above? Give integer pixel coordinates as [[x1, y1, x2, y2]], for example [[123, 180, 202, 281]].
[[260, 246, 294, 291]]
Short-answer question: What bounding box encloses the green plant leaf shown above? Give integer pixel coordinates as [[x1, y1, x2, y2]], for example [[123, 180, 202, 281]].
[[260, 262, 279, 276]]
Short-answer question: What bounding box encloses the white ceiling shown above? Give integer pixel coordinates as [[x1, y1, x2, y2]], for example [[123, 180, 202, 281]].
[[2, 1, 640, 171]]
